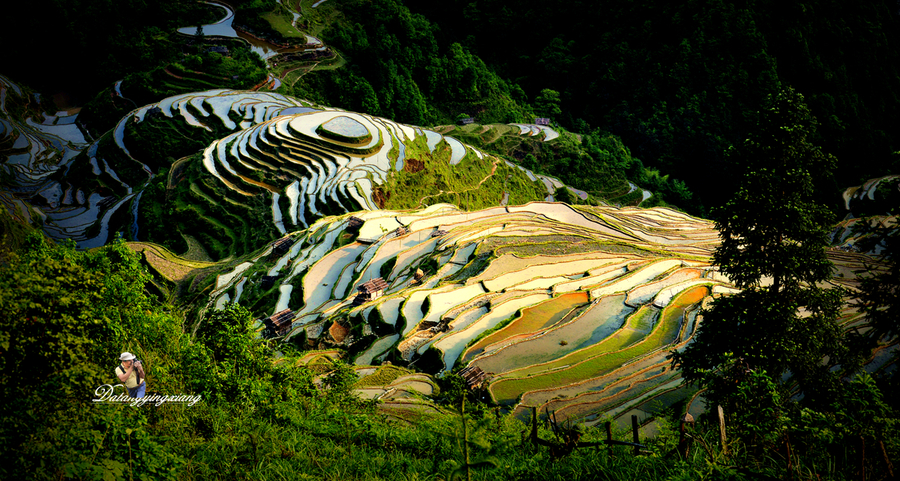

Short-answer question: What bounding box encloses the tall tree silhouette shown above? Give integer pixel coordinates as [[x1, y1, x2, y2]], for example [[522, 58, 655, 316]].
[[673, 87, 856, 407]]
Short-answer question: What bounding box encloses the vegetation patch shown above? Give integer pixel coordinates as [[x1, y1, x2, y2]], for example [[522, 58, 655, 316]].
[[355, 365, 412, 387]]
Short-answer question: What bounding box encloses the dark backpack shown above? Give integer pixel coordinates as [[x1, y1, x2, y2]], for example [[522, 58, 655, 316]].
[[117, 360, 144, 386]]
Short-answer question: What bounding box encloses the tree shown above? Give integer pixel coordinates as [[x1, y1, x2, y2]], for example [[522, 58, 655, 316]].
[[192, 302, 274, 403], [534, 89, 562, 118], [672, 88, 854, 408]]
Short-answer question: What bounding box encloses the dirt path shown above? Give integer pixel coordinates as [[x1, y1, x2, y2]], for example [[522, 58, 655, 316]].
[[286, 62, 320, 87], [417, 158, 501, 207], [164, 67, 184, 80]]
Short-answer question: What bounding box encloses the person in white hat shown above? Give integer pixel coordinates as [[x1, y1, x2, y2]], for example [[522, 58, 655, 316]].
[[116, 352, 146, 398]]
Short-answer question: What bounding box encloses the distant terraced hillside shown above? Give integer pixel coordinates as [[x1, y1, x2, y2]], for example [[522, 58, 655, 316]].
[[832, 175, 899, 253], [1, 81, 589, 259]]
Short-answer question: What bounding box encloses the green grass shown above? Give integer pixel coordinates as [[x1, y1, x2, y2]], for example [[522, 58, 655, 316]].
[[489, 286, 709, 404], [262, 9, 307, 39], [355, 365, 413, 387], [297, 0, 344, 37], [378, 134, 545, 211], [0, 207, 38, 254]]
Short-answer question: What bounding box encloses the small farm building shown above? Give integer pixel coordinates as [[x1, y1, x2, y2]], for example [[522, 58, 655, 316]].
[[271, 236, 295, 256], [261, 275, 278, 290], [458, 366, 487, 389], [264, 309, 294, 336], [347, 216, 364, 232], [354, 277, 388, 305]]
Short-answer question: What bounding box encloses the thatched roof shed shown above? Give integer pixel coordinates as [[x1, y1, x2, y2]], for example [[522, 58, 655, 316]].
[[458, 366, 487, 389], [347, 216, 364, 231], [358, 277, 389, 294], [265, 309, 294, 336], [271, 236, 295, 256], [261, 275, 279, 290]]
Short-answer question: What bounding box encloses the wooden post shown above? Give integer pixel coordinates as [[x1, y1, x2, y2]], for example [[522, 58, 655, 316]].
[[861, 436, 866, 481], [879, 440, 895, 479], [679, 413, 694, 458], [632, 415, 640, 456], [531, 407, 538, 447], [605, 421, 613, 457], [717, 405, 728, 456]]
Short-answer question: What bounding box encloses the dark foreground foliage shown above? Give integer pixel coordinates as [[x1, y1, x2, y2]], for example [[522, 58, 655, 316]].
[[0, 231, 897, 480]]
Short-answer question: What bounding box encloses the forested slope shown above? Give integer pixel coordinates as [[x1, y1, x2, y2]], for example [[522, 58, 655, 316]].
[[405, 0, 900, 214]]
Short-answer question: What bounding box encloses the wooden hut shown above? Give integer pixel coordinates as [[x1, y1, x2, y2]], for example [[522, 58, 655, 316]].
[[260, 275, 278, 290], [458, 366, 487, 389], [271, 236, 295, 257], [394, 226, 408, 237], [347, 216, 364, 232], [535, 117, 551, 126], [413, 268, 425, 281], [353, 277, 388, 305], [431, 229, 448, 238], [264, 309, 294, 336]]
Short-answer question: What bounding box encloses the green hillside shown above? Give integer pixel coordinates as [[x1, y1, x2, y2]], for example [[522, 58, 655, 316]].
[[2, 0, 900, 479]]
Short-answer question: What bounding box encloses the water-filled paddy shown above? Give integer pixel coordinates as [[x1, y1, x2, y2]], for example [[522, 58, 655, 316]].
[[462, 292, 589, 363], [473, 294, 632, 374]]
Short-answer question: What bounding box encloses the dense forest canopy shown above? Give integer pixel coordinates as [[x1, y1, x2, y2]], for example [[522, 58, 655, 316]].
[[405, 0, 900, 214], [0, 0, 205, 100]]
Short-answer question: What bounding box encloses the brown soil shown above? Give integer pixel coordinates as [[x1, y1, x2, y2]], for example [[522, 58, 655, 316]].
[[164, 67, 185, 79], [432, 125, 455, 134], [372, 187, 389, 209], [404, 158, 425, 173], [329, 321, 350, 343]]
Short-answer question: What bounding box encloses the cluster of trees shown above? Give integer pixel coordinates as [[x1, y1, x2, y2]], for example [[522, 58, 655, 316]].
[[286, 0, 697, 207], [0, 0, 209, 99], [288, 0, 532, 126], [405, 0, 900, 215], [672, 88, 899, 475]]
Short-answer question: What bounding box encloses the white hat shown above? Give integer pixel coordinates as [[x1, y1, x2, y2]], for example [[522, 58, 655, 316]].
[[119, 352, 136, 361]]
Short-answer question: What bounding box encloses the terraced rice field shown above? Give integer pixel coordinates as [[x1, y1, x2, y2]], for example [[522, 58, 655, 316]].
[[7, 71, 891, 425], [205, 201, 741, 422], [461, 292, 589, 363], [487, 285, 708, 407], [128, 242, 217, 282]]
